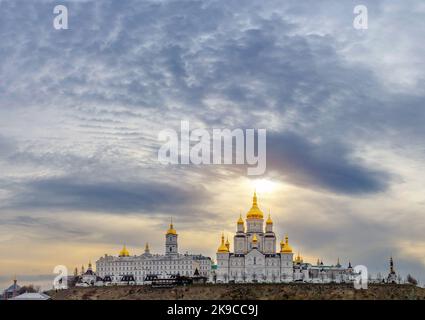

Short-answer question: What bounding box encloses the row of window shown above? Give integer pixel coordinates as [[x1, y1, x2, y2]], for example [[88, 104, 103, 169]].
[[228, 271, 281, 277], [98, 264, 197, 272], [98, 259, 205, 267]]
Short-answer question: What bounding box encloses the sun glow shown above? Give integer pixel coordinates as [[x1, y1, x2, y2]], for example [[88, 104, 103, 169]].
[[251, 179, 277, 193]]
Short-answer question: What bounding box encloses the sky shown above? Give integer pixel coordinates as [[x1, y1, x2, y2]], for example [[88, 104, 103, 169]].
[[0, 0, 424, 290]]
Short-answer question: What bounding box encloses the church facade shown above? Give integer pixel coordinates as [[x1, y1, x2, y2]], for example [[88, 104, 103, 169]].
[[216, 192, 356, 283]]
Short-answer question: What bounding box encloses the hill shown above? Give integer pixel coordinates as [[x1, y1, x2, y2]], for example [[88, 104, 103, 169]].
[[48, 283, 425, 300]]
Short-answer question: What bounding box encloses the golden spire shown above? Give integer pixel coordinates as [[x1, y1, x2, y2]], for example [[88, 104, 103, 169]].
[[266, 212, 273, 224], [119, 244, 130, 257], [294, 251, 303, 263], [246, 191, 264, 219], [145, 242, 150, 253], [88, 260, 92, 269], [166, 217, 177, 235], [217, 233, 229, 253], [225, 237, 230, 250], [252, 233, 258, 243], [237, 213, 244, 224]]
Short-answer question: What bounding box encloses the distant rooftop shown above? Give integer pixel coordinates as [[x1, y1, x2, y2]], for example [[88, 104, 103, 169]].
[[9, 292, 51, 300]]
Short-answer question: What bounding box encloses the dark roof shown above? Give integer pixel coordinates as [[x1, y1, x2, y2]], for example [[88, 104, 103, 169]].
[[121, 275, 135, 282], [4, 282, 20, 293]]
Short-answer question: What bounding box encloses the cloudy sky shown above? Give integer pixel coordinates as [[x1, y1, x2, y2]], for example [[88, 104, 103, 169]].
[[0, 0, 424, 289]]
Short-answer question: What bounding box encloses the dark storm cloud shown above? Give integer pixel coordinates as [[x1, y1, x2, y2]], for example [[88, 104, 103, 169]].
[[267, 132, 391, 194], [2, 176, 208, 215]]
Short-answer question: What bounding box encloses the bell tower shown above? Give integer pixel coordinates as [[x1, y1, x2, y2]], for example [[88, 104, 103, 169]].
[[264, 213, 276, 253], [234, 214, 247, 254], [165, 218, 178, 256]]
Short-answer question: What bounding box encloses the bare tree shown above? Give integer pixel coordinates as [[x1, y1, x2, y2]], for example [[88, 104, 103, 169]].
[[18, 284, 38, 294]]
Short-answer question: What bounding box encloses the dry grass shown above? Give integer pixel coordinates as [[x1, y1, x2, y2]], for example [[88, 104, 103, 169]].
[[47, 283, 425, 300]]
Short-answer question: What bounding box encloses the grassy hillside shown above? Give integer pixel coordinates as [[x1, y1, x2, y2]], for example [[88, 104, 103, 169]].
[[48, 283, 425, 300]]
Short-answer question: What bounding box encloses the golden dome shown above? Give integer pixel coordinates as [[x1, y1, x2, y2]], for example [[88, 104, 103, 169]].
[[237, 214, 244, 225], [266, 213, 273, 224], [217, 234, 229, 253], [280, 235, 293, 253], [166, 218, 177, 235], [294, 252, 303, 263], [246, 191, 264, 219], [119, 244, 130, 257], [252, 233, 258, 243], [225, 237, 230, 250]]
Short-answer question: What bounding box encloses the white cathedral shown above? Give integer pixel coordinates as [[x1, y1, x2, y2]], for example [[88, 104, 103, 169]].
[[215, 192, 357, 283]]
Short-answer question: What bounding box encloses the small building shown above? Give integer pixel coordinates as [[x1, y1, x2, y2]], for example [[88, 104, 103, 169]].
[[192, 268, 208, 284], [75, 261, 104, 287], [2, 277, 20, 300]]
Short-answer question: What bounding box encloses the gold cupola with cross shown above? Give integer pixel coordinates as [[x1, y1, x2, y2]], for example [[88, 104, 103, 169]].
[[246, 191, 264, 219], [119, 244, 130, 257], [166, 218, 177, 235], [280, 235, 293, 253], [217, 233, 230, 253]]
